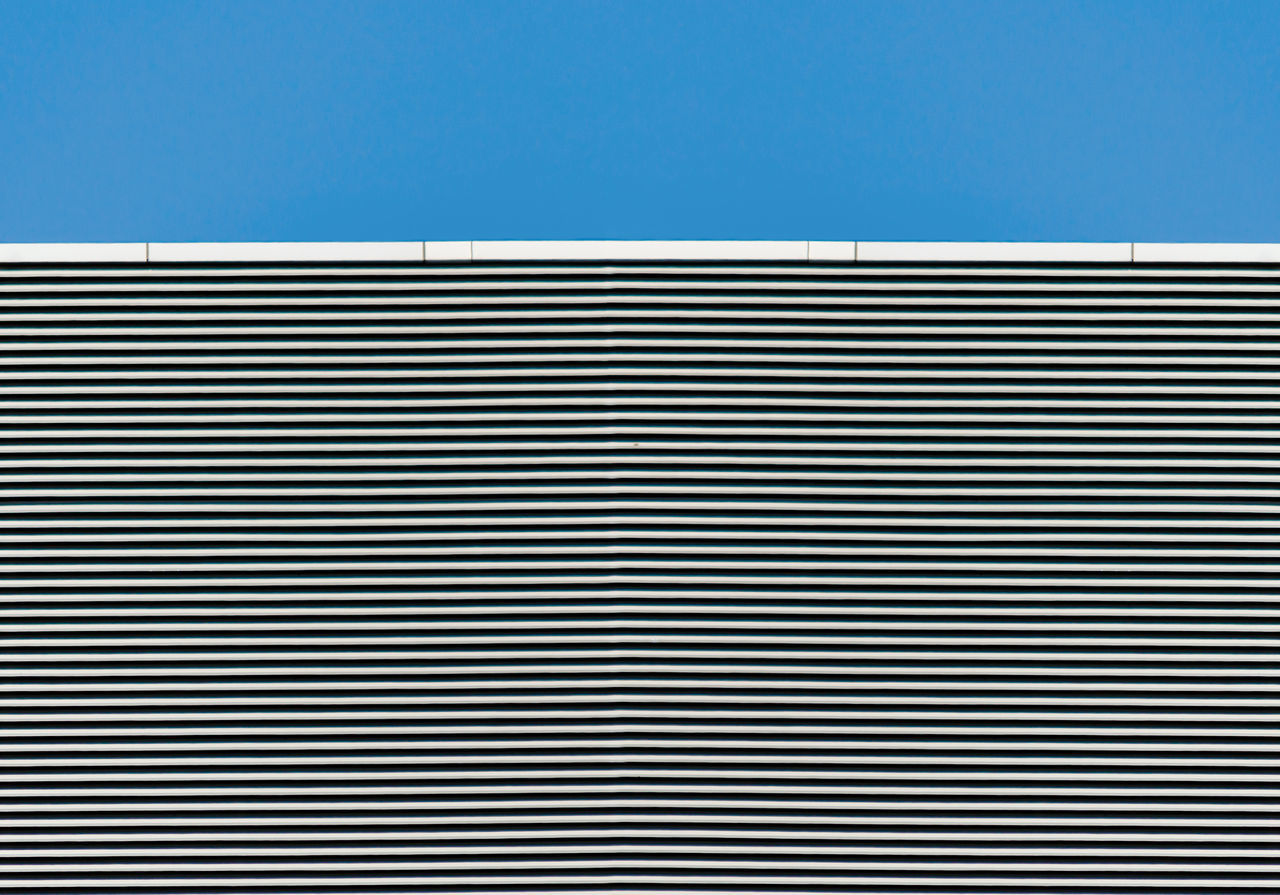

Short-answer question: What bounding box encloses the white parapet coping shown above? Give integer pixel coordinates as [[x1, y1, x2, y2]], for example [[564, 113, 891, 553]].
[[147, 242, 423, 263], [470, 241, 810, 262], [423, 241, 473, 262], [1132, 243, 1280, 264], [1, 241, 1279, 264], [0, 243, 148, 264], [807, 242, 858, 263], [857, 242, 1133, 263]]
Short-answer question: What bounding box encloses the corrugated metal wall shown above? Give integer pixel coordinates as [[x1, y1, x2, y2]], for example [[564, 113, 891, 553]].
[[5, 253, 1280, 893]]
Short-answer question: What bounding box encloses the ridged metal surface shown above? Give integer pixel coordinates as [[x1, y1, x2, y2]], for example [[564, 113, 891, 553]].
[[4, 254, 1280, 893]]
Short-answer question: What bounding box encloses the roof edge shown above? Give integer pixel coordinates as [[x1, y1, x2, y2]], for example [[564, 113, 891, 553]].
[[2, 241, 1280, 264]]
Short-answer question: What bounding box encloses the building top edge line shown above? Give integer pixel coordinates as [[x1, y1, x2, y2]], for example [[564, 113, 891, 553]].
[[2, 241, 1280, 264]]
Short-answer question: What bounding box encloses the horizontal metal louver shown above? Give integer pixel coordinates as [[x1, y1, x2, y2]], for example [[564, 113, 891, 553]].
[[5, 241, 1280, 894]]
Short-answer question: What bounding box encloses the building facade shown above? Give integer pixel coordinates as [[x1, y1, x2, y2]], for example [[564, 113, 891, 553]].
[[4, 240, 1280, 893]]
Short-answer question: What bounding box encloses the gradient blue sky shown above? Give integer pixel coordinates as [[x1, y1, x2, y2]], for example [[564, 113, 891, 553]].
[[1, 0, 1277, 242]]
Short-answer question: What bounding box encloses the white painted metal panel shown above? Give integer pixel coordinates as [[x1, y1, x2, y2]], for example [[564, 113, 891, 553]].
[[858, 241, 1133, 263], [0, 243, 147, 263], [147, 242, 424, 263]]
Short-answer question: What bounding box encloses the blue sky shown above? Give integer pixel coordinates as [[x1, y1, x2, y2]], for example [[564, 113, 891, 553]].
[[1, 0, 1277, 242]]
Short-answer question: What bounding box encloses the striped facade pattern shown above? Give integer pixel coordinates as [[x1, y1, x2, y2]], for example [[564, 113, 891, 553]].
[[4, 245, 1280, 893]]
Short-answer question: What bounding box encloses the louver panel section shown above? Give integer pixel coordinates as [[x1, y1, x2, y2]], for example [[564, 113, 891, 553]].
[[3, 247, 1280, 894]]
